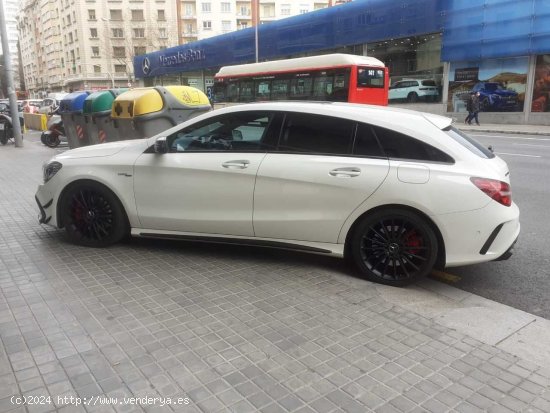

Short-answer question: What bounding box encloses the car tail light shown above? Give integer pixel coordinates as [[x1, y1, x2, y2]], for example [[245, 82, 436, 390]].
[[470, 177, 512, 207]]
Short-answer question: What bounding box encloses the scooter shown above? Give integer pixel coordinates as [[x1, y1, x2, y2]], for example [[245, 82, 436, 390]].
[[0, 110, 25, 145], [40, 111, 66, 148]]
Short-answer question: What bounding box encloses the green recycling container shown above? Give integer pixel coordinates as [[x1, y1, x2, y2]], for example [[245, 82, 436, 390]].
[[83, 89, 127, 145]]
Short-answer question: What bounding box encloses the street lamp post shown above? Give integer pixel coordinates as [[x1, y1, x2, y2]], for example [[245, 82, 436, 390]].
[[255, 0, 259, 62]]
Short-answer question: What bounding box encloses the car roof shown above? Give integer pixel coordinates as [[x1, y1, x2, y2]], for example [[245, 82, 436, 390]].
[[212, 101, 453, 131]]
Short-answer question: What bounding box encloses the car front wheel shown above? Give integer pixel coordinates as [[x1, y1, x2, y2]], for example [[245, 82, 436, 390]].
[[351, 209, 438, 286], [60, 182, 128, 247]]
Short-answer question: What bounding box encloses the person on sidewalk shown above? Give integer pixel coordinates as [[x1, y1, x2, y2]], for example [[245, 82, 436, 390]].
[[465, 92, 475, 124], [470, 91, 481, 125]]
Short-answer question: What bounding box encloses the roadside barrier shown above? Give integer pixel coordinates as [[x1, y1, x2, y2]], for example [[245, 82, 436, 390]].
[[23, 113, 48, 131]]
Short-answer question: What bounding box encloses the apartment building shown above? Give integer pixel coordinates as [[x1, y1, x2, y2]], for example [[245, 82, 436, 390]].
[[18, 0, 178, 96], [0, 0, 22, 92], [178, 1, 331, 44], [17, 0, 339, 96]]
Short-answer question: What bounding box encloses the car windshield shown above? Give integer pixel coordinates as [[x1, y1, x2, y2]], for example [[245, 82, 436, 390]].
[[484, 83, 503, 92]]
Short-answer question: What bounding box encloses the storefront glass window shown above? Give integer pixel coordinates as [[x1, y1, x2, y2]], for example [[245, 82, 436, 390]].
[[532, 55, 550, 113], [367, 33, 443, 104], [448, 57, 528, 113]]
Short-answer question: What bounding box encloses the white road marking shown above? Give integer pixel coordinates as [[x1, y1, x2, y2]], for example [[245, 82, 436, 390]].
[[470, 134, 550, 141], [495, 152, 542, 158], [512, 143, 550, 148]]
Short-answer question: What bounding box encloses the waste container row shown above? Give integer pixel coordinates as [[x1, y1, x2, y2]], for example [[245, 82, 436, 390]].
[[58, 86, 211, 149]]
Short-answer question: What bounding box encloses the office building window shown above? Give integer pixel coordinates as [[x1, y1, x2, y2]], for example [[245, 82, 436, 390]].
[[110, 9, 122, 20], [113, 47, 126, 57], [111, 28, 124, 38], [131, 9, 144, 21]]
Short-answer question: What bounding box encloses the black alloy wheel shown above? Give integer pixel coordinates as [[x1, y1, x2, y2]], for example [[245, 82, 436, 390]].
[[351, 209, 438, 286], [61, 182, 128, 247]]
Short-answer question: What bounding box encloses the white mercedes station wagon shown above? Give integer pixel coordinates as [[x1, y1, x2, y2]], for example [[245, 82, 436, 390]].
[[36, 102, 519, 286]]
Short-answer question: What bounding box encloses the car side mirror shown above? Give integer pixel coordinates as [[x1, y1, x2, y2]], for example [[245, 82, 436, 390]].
[[154, 136, 168, 154]]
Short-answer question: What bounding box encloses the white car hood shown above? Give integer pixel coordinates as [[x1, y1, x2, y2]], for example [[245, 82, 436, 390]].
[[56, 139, 145, 159]]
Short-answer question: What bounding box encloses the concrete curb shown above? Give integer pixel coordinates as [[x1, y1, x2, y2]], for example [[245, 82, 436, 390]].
[[378, 278, 550, 369], [457, 126, 550, 136]]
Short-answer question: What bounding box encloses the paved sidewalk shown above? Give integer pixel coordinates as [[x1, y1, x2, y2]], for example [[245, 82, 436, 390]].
[[0, 134, 549, 413], [458, 123, 550, 136]]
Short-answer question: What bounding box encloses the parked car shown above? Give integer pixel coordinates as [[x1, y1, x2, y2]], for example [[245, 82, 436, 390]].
[[389, 79, 439, 102], [22, 99, 43, 113], [472, 82, 519, 111], [38, 93, 68, 114], [35, 102, 519, 286]]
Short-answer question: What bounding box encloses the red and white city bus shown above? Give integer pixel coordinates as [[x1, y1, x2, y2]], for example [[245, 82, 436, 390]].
[[213, 54, 389, 106]]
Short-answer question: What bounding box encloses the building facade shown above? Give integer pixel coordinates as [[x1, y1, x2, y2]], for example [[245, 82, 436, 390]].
[[177, 1, 331, 45], [0, 0, 22, 92], [18, 0, 178, 96], [17, 0, 336, 97], [135, 0, 550, 125]]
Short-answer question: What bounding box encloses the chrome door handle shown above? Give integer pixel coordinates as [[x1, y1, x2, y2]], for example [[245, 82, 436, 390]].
[[329, 167, 361, 177], [222, 160, 250, 169]]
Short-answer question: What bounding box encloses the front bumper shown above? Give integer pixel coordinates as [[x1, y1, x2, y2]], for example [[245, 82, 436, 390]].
[[35, 184, 56, 226]]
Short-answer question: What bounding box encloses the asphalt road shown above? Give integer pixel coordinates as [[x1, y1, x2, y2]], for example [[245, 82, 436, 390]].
[[439, 131, 550, 320]]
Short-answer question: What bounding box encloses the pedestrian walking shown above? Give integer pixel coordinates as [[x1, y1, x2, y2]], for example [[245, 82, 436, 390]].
[[471, 91, 481, 125], [465, 92, 475, 124]]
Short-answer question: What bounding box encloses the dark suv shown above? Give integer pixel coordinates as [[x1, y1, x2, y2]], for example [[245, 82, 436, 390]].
[[472, 82, 518, 111]]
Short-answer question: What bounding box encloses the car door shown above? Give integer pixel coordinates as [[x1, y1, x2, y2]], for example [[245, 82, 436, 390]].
[[253, 113, 390, 243], [133, 111, 278, 236]]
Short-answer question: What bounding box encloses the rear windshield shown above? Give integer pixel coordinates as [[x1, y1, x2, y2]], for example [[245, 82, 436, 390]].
[[421, 80, 436, 86], [443, 126, 495, 159]]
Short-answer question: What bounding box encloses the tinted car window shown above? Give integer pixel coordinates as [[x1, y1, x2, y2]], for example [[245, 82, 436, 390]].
[[279, 113, 354, 155], [444, 126, 495, 159], [353, 123, 385, 158], [373, 125, 454, 163], [167, 111, 274, 152], [421, 80, 436, 87]]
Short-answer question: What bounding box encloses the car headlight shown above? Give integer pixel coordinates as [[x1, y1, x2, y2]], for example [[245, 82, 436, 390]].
[[43, 161, 62, 183]]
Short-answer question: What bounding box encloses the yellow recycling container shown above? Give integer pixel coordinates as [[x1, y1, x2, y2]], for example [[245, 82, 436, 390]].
[[111, 86, 212, 140]]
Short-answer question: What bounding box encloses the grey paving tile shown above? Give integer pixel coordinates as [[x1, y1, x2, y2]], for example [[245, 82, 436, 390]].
[[2, 138, 550, 413]]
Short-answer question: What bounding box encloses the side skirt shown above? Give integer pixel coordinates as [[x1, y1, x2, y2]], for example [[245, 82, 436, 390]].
[[132, 228, 344, 257]]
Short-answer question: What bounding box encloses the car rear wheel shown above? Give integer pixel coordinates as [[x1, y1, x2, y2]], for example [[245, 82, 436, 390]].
[[61, 182, 128, 247], [351, 209, 438, 286], [407, 92, 418, 103]]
